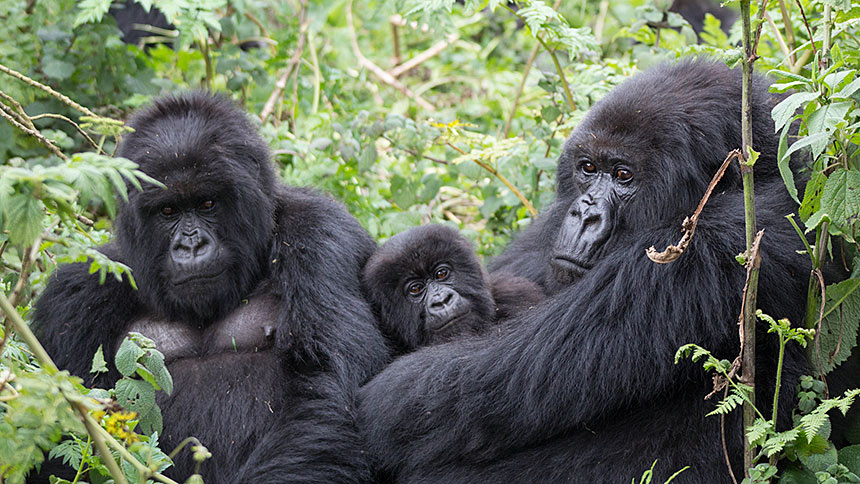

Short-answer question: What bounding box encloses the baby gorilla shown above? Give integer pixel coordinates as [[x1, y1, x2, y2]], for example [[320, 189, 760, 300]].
[[362, 224, 544, 353]]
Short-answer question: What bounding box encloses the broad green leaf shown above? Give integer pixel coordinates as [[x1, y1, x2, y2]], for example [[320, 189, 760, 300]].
[[809, 278, 860, 374], [819, 169, 860, 241], [840, 445, 860, 476], [5, 193, 43, 246], [141, 350, 173, 395], [42, 59, 76, 80], [777, 124, 799, 204], [115, 338, 145, 377], [115, 378, 156, 417], [771, 91, 819, 133]]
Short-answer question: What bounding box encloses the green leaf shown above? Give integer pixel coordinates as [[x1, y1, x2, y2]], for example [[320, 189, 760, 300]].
[[5, 193, 43, 246], [840, 445, 860, 476], [90, 345, 108, 375], [42, 59, 76, 80], [809, 278, 860, 374], [819, 169, 860, 241], [115, 337, 144, 377], [800, 172, 826, 222], [73, 0, 112, 27], [799, 444, 837, 473], [115, 378, 156, 417], [140, 350, 173, 395], [771, 91, 818, 133], [358, 143, 377, 172], [777, 124, 799, 204], [391, 175, 418, 209]]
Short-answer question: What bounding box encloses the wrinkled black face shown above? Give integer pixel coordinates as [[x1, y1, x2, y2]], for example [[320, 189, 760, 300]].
[[404, 264, 473, 333], [362, 224, 497, 350], [116, 92, 277, 324], [158, 199, 224, 294], [551, 144, 638, 284]]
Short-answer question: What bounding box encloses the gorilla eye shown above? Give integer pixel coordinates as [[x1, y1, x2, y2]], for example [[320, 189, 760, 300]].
[[581, 161, 597, 174], [200, 200, 214, 210], [161, 206, 175, 216], [435, 267, 450, 280], [615, 168, 633, 181], [407, 281, 425, 296]]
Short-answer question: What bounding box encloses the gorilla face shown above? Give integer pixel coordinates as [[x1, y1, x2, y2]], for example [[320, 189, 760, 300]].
[[545, 60, 763, 285], [363, 225, 496, 351], [116, 93, 277, 324]]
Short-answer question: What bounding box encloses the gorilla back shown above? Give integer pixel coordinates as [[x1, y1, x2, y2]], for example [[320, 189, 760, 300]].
[[34, 93, 389, 483], [359, 60, 810, 483]]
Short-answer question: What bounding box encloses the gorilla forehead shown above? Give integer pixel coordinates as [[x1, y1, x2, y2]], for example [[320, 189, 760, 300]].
[[365, 225, 482, 286], [121, 92, 275, 192]]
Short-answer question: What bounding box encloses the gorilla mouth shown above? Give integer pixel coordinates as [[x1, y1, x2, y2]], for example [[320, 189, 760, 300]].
[[173, 269, 227, 286], [551, 255, 592, 278], [431, 311, 471, 332]]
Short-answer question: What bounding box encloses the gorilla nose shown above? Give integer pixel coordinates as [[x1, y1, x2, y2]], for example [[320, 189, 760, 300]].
[[429, 290, 453, 310], [171, 230, 215, 264]]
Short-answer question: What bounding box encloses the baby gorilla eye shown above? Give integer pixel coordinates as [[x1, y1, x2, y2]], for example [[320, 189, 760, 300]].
[[200, 200, 215, 210], [615, 168, 633, 181], [407, 281, 425, 296], [161, 206, 175, 216], [435, 267, 450, 280], [581, 161, 597, 174]]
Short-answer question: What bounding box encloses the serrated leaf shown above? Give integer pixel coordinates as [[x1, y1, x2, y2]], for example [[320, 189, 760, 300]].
[[90, 345, 108, 374], [778, 124, 799, 204], [809, 278, 860, 374], [5, 193, 43, 246], [73, 0, 112, 27], [138, 404, 163, 436], [115, 337, 144, 377], [772, 91, 819, 133], [819, 169, 860, 240], [839, 445, 860, 475], [141, 350, 173, 395], [115, 378, 155, 416]]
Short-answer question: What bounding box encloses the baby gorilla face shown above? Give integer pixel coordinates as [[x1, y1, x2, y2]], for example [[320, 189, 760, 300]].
[[404, 263, 475, 333], [362, 225, 497, 352]]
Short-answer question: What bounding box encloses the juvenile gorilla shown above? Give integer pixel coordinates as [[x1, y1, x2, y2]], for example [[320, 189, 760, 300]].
[[34, 93, 389, 483], [361, 224, 544, 353], [359, 60, 809, 483]]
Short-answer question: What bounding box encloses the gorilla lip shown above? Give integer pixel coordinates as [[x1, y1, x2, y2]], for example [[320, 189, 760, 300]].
[[551, 255, 592, 277], [432, 311, 471, 332], [172, 269, 226, 286]]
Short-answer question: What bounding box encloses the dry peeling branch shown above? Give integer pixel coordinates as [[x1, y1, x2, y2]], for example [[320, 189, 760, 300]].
[[646, 150, 740, 263]]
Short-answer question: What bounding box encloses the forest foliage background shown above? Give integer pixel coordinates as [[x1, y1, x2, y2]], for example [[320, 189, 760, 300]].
[[1, 0, 860, 483]]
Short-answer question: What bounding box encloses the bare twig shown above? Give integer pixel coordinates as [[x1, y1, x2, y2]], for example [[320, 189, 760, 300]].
[[793, 0, 817, 65], [260, 1, 309, 124], [0, 104, 68, 160], [382, 135, 448, 164], [445, 141, 537, 216], [778, 0, 796, 64], [646, 150, 739, 263], [503, 44, 539, 138], [346, 1, 435, 111], [764, 11, 793, 67], [391, 15, 402, 66], [388, 34, 459, 79], [31, 113, 103, 153], [721, 386, 740, 484], [0, 89, 35, 129], [0, 63, 97, 117]]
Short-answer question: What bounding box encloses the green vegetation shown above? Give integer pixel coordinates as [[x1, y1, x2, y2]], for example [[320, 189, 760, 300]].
[[1, 0, 859, 482]]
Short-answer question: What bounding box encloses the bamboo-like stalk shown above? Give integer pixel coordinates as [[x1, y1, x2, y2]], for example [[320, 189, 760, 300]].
[[738, 0, 759, 476]]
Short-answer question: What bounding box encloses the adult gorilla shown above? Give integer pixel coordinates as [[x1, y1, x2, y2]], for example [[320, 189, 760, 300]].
[[359, 60, 809, 483], [34, 93, 389, 483]]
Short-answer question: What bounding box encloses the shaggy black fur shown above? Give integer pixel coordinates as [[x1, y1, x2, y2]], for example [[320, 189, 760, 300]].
[[362, 224, 544, 354], [359, 60, 810, 483], [33, 92, 389, 483]]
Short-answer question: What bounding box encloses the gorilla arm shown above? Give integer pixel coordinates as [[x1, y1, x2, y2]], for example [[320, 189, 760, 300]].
[[246, 185, 389, 483], [359, 223, 750, 474], [33, 244, 141, 386]]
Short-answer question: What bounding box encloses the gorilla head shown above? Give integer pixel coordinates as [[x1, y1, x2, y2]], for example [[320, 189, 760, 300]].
[[547, 60, 781, 286], [362, 225, 497, 350], [116, 93, 276, 323]]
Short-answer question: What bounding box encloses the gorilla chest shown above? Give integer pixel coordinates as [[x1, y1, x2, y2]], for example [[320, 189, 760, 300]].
[[123, 296, 279, 363]]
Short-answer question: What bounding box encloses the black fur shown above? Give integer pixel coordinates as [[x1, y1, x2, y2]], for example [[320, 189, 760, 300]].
[[362, 224, 543, 354], [358, 60, 809, 483], [33, 92, 389, 483]]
